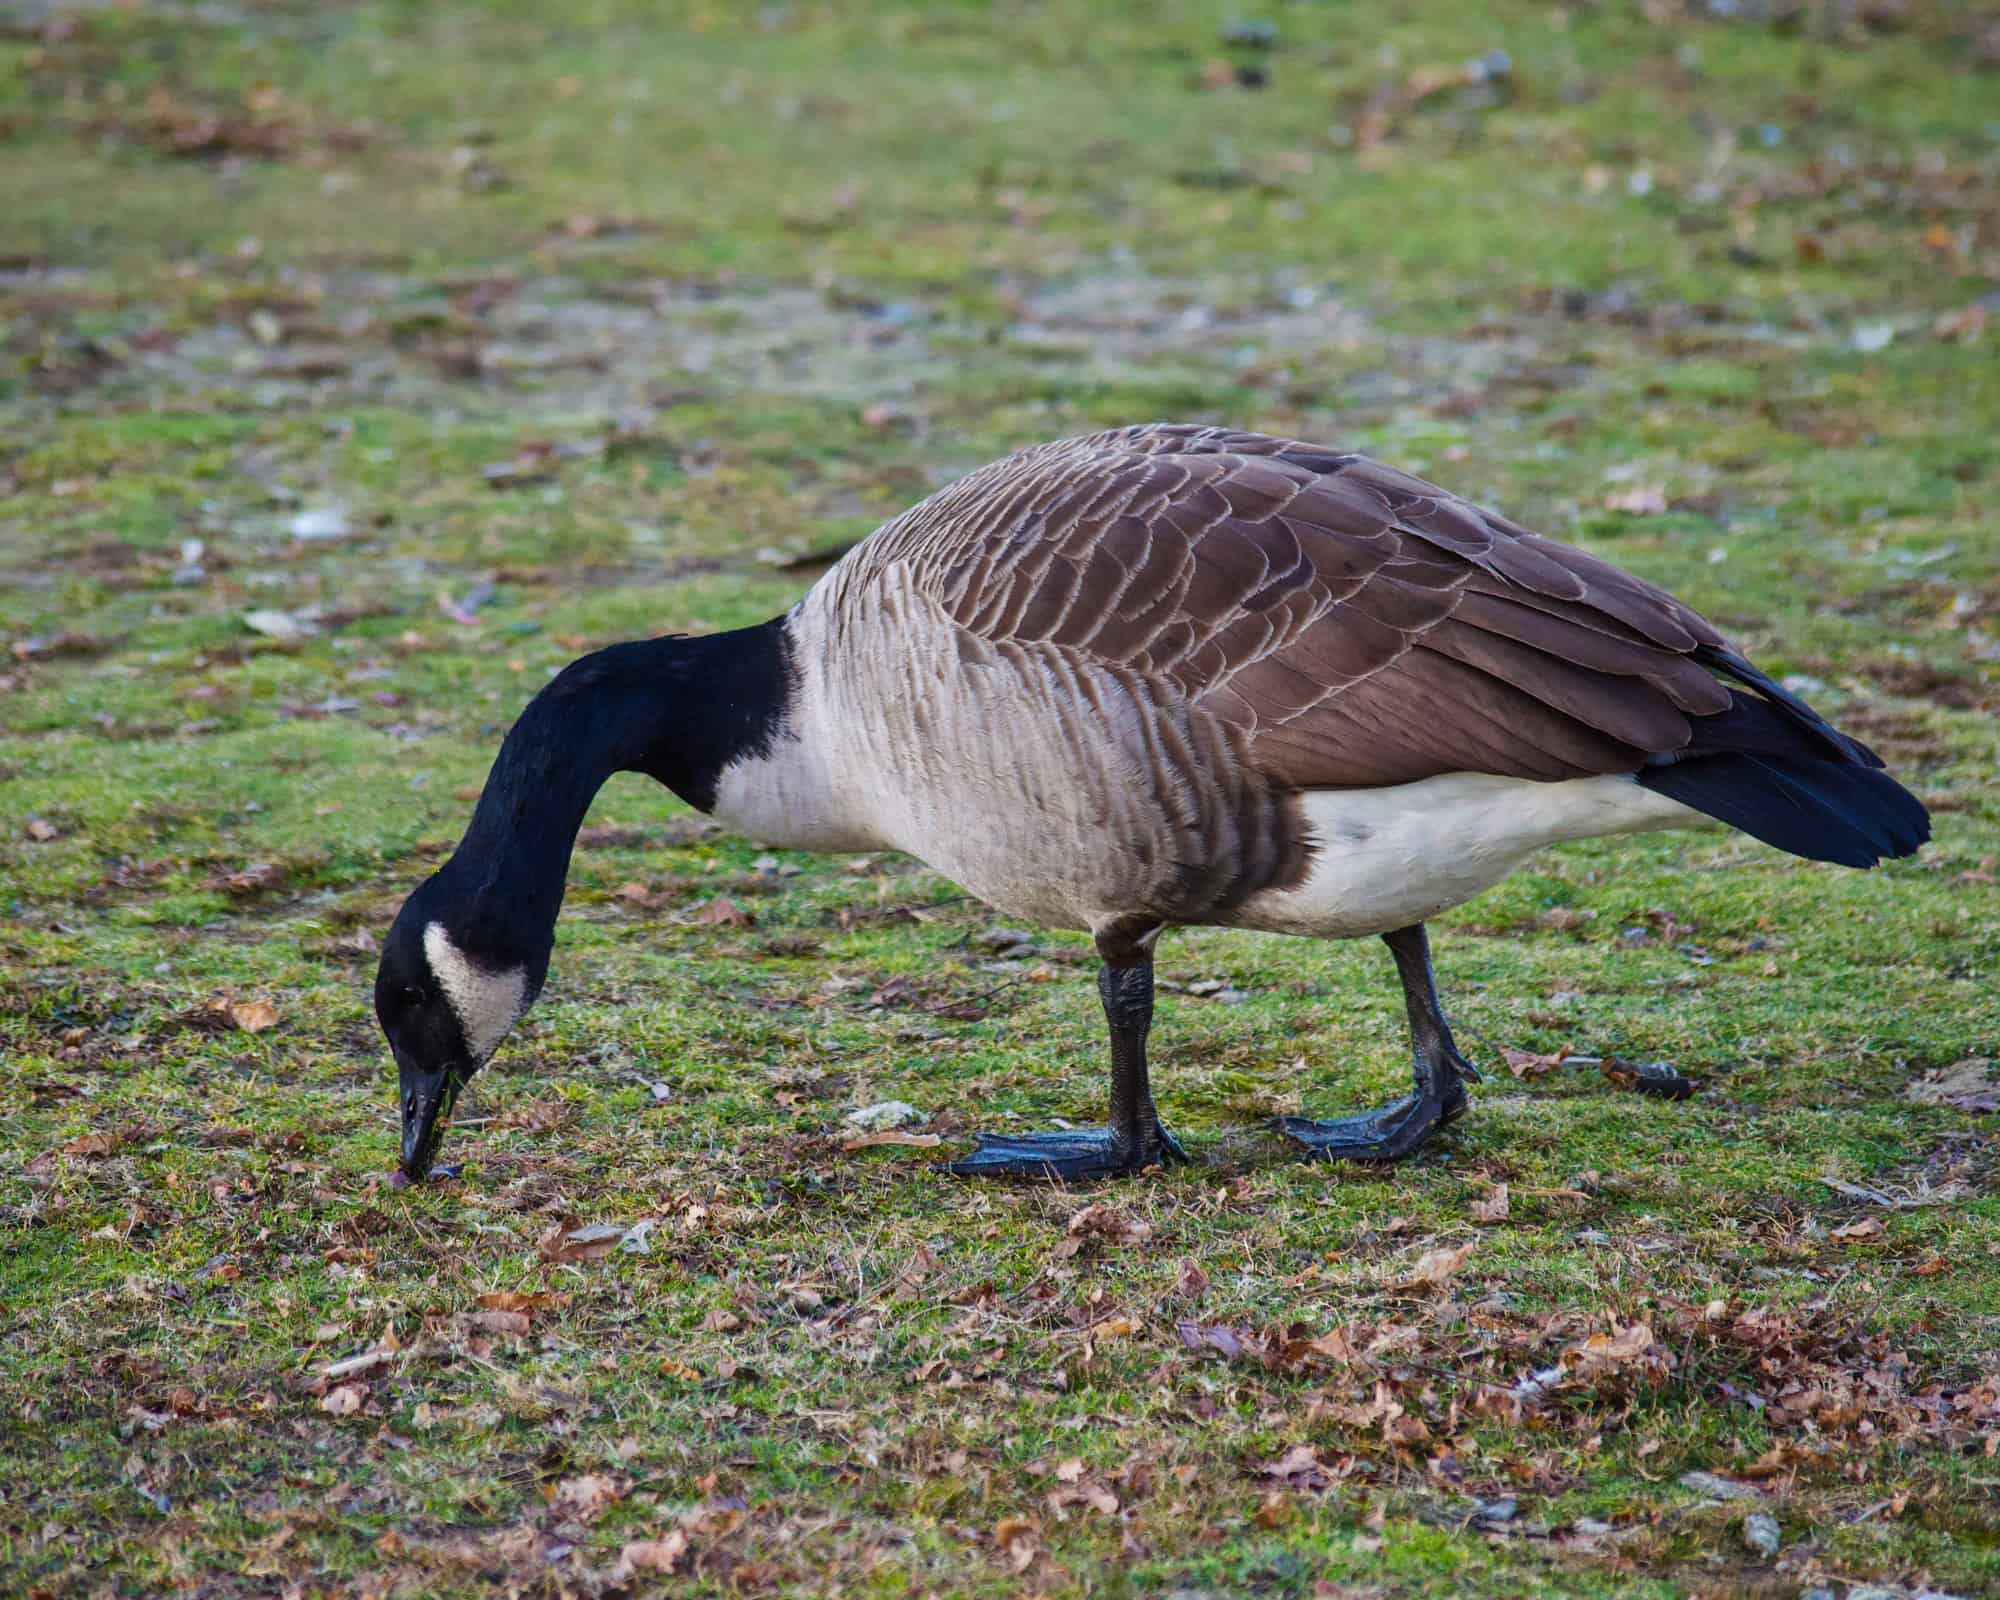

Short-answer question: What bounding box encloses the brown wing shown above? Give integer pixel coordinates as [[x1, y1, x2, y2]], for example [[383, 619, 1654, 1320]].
[[859, 424, 1733, 790]]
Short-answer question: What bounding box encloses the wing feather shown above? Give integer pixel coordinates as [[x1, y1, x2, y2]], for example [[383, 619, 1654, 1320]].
[[853, 425, 1738, 790]]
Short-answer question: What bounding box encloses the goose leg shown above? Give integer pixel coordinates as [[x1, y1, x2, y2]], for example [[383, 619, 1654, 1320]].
[[1275, 924, 1478, 1162], [947, 954, 1189, 1180]]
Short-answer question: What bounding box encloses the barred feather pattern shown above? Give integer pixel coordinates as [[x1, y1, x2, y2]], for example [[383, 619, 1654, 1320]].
[[802, 425, 1746, 927]]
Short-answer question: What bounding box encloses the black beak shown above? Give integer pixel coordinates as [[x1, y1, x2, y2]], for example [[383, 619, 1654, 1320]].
[[399, 1061, 462, 1181]]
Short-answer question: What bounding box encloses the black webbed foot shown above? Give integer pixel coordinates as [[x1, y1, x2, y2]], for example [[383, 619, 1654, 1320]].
[[946, 1124, 1189, 1181], [1273, 1077, 1463, 1163], [1274, 925, 1481, 1164]]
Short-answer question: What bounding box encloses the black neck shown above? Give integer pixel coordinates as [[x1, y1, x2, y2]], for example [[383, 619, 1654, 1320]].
[[437, 618, 792, 967]]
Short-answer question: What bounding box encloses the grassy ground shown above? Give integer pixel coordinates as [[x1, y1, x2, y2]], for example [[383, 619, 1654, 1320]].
[[3, 2, 1999, 1596]]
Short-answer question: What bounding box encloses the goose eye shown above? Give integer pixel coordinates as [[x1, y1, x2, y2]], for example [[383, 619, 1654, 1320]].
[[403, 985, 426, 1006]]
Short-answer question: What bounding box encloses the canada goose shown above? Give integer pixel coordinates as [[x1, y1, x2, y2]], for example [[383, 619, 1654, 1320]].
[[378, 424, 1929, 1183]]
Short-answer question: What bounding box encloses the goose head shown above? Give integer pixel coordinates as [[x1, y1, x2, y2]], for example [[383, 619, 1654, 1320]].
[[376, 869, 543, 1183]]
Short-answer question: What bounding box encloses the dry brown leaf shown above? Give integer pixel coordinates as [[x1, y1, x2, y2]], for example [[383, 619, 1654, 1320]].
[[60, 1132, 121, 1159], [1259, 1443, 1324, 1480], [695, 895, 753, 927], [470, 1309, 530, 1337], [211, 861, 289, 897], [1470, 1183, 1511, 1224], [320, 1383, 366, 1417], [24, 817, 59, 841], [1567, 1323, 1656, 1367], [1066, 1204, 1153, 1246], [1831, 1216, 1885, 1242], [615, 1531, 690, 1577], [993, 1516, 1039, 1572], [226, 999, 282, 1033], [549, 1473, 625, 1523], [1501, 1045, 1569, 1079], [476, 1290, 570, 1314], [1046, 1480, 1118, 1518], [1087, 1315, 1140, 1341], [536, 1221, 629, 1263], [615, 882, 652, 904], [1402, 1241, 1475, 1288], [841, 1130, 942, 1150]]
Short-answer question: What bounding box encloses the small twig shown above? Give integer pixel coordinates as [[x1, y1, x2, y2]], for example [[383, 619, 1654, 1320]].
[[323, 1348, 397, 1380]]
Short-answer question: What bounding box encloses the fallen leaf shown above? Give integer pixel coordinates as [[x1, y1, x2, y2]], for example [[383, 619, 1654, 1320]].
[[1046, 1479, 1119, 1518], [536, 1221, 630, 1263], [1402, 1241, 1475, 1288], [695, 895, 753, 927], [1903, 1057, 1999, 1113], [614, 1531, 690, 1577], [1471, 1183, 1511, 1224], [993, 1516, 1039, 1572], [320, 1383, 366, 1417], [209, 861, 289, 896], [60, 1132, 121, 1159], [1831, 1216, 1884, 1242], [475, 1290, 571, 1314], [1501, 1045, 1569, 1079], [841, 1130, 942, 1150], [1259, 1443, 1324, 1480], [1176, 1321, 1246, 1361], [549, 1473, 625, 1523], [470, 1309, 530, 1337], [226, 999, 282, 1033], [1087, 1315, 1140, 1341], [24, 817, 59, 842], [1066, 1204, 1153, 1246], [1564, 1323, 1658, 1369]]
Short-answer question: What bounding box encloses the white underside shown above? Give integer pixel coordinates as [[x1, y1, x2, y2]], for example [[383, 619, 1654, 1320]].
[[1235, 772, 1704, 939]]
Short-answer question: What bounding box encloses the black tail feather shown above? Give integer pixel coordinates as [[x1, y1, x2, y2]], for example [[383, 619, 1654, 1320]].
[[1638, 752, 1930, 868], [1696, 647, 1882, 768], [1634, 645, 1928, 866]]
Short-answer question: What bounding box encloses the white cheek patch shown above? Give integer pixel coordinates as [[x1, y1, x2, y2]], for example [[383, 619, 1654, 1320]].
[[423, 921, 529, 1064]]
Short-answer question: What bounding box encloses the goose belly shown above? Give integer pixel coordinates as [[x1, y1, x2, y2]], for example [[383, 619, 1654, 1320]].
[[1236, 772, 1702, 940]]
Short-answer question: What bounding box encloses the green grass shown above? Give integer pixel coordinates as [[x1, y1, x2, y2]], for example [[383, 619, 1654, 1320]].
[[2, 2, 1998, 1596]]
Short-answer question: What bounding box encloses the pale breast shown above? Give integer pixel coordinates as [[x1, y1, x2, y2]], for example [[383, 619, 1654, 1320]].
[[781, 567, 1301, 933], [1236, 772, 1704, 940]]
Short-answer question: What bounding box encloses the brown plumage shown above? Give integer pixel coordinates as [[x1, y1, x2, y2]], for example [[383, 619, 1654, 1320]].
[[858, 422, 1735, 792]]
